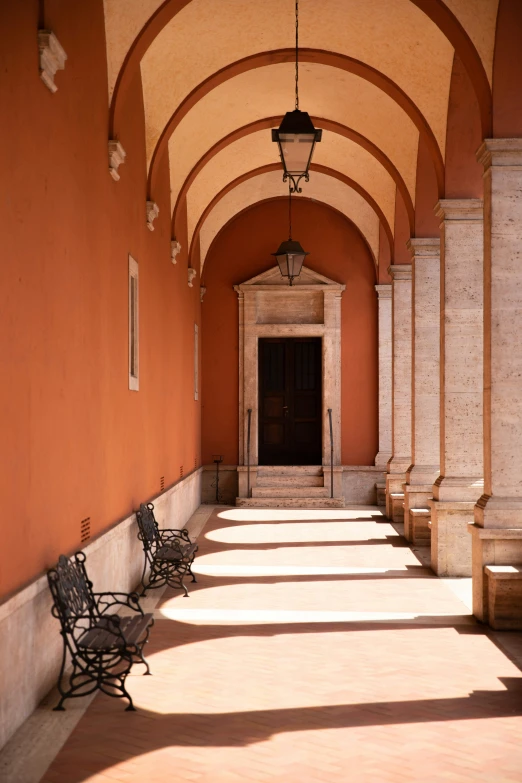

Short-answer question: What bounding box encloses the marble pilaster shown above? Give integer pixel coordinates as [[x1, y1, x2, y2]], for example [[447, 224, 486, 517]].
[[374, 285, 392, 468], [403, 239, 441, 541], [471, 139, 522, 623], [431, 199, 484, 576], [385, 265, 412, 521]]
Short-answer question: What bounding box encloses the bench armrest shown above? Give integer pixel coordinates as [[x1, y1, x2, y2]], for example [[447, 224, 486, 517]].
[[94, 591, 144, 616], [161, 528, 193, 544]]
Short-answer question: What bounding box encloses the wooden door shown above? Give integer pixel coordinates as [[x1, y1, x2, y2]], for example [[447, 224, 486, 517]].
[[258, 338, 322, 465]]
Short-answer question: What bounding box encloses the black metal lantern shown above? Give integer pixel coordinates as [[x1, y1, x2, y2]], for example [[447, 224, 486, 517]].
[[272, 0, 322, 193], [272, 186, 308, 286]]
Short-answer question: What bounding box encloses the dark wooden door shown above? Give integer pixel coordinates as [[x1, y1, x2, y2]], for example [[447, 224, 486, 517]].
[[258, 338, 322, 465]]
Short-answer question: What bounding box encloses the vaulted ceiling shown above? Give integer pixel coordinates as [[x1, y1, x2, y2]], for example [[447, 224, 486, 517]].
[[102, 0, 499, 274]]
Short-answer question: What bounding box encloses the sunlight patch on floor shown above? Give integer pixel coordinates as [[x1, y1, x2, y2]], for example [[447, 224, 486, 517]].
[[217, 508, 384, 522], [192, 564, 412, 577], [158, 607, 474, 624], [206, 520, 397, 544]]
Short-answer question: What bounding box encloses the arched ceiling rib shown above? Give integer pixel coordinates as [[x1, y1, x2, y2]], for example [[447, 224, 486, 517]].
[[198, 170, 381, 274], [184, 131, 397, 248], [164, 62, 419, 212], [171, 116, 415, 235]]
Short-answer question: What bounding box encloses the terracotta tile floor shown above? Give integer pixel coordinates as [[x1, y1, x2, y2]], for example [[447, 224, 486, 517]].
[[40, 507, 522, 782]]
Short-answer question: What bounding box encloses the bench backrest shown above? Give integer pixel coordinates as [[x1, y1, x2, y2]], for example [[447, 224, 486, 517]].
[[136, 502, 161, 550], [47, 552, 96, 631]]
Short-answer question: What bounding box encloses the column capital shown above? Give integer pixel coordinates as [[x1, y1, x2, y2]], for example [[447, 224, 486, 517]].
[[375, 284, 391, 299], [435, 199, 483, 222], [477, 138, 522, 170], [407, 237, 440, 261], [387, 264, 412, 281]]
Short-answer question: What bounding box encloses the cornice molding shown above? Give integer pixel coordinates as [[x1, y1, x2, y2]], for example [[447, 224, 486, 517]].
[[435, 199, 483, 222], [388, 264, 412, 281], [477, 139, 522, 170]]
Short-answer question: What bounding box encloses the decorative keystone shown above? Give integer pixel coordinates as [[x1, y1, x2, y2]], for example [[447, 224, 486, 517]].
[[146, 201, 159, 231], [188, 267, 197, 287], [171, 239, 181, 264], [38, 31, 67, 93], [200, 286, 207, 302], [108, 140, 126, 181]]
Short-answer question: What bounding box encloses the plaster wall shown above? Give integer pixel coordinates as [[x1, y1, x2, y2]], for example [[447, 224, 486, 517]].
[[0, 0, 201, 599]]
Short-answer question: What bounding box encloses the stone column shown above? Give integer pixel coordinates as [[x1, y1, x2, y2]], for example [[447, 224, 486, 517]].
[[374, 284, 392, 468], [471, 140, 522, 624], [385, 265, 412, 522], [431, 199, 484, 576], [403, 239, 441, 543]]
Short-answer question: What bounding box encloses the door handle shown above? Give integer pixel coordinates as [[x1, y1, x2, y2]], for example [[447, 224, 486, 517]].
[[283, 405, 289, 417]]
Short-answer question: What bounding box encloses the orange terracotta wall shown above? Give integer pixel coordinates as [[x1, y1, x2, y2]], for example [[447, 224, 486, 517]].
[[493, 0, 522, 137], [0, 0, 200, 598], [201, 198, 378, 466], [445, 54, 483, 198], [414, 135, 440, 236]]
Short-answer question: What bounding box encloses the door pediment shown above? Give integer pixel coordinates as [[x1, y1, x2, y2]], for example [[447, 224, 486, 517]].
[[234, 265, 345, 292]]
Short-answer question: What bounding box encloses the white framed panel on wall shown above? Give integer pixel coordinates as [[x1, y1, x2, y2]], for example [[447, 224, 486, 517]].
[[128, 254, 139, 391]]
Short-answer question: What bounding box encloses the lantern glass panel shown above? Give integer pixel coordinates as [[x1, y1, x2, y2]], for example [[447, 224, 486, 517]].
[[278, 133, 316, 175]]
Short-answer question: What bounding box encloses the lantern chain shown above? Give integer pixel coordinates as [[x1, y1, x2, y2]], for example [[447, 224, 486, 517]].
[[288, 182, 293, 240], [295, 0, 299, 110]]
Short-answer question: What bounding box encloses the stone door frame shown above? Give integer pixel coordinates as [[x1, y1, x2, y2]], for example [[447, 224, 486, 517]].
[[234, 265, 345, 471]]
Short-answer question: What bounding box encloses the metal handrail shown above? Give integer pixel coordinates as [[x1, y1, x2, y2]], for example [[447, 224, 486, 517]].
[[327, 408, 334, 499], [246, 408, 252, 498]]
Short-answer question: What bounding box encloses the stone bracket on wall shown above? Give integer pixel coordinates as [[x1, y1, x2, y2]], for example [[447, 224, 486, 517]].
[[234, 265, 345, 468], [38, 31, 67, 93], [108, 140, 126, 181], [146, 201, 159, 231], [171, 239, 181, 264]]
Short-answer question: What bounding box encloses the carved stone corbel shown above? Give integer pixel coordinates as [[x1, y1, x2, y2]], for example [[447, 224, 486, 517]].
[[38, 31, 67, 93], [200, 286, 207, 302], [171, 240, 181, 264], [108, 141, 126, 181], [146, 201, 159, 231], [188, 268, 197, 287]]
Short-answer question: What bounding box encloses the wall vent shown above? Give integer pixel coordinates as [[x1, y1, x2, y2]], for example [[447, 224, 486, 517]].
[[80, 517, 91, 544], [194, 458, 197, 469], [180, 465, 184, 479], [160, 476, 165, 492]]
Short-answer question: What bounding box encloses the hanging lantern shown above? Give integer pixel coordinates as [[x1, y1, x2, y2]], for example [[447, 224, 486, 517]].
[[272, 239, 308, 286], [272, 185, 308, 286], [271, 0, 322, 192]]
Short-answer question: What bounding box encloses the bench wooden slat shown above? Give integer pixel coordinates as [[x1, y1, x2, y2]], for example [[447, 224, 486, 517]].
[[78, 613, 153, 650]]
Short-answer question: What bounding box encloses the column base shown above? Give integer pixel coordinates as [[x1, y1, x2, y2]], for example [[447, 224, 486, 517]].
[[375, 451, 392, 469], [433, 475, 484, 502], [403, 484, 432, 542], [429, 500, 475, 576], [469, 524, 522, 624]]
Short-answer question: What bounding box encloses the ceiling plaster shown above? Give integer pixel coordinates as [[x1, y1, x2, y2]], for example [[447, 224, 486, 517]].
[[140, 0, 454, 161], [167, 63, 419, 212], [198, 170, 381, 275], [185, 130, 397, 248], [102, 0, 164, 99], [443, 0, 499, 84]]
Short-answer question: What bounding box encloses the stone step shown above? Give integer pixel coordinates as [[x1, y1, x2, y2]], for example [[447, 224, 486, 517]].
[[256, 475, 324, 487], [236, 496, 345, 509], [257, 466, 323, 477], [252, 486, 329, 498]]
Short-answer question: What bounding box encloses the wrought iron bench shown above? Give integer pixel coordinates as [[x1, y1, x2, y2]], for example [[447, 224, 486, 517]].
[[136, 502, 198, 598], [47, 551, 154, 712]]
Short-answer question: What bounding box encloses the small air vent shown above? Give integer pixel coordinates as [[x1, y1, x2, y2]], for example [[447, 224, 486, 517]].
[[80, 517, 91, 544], [194, 458, 197, 469], [179, 465, 184, 479], [160, 476, 165, 492]]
